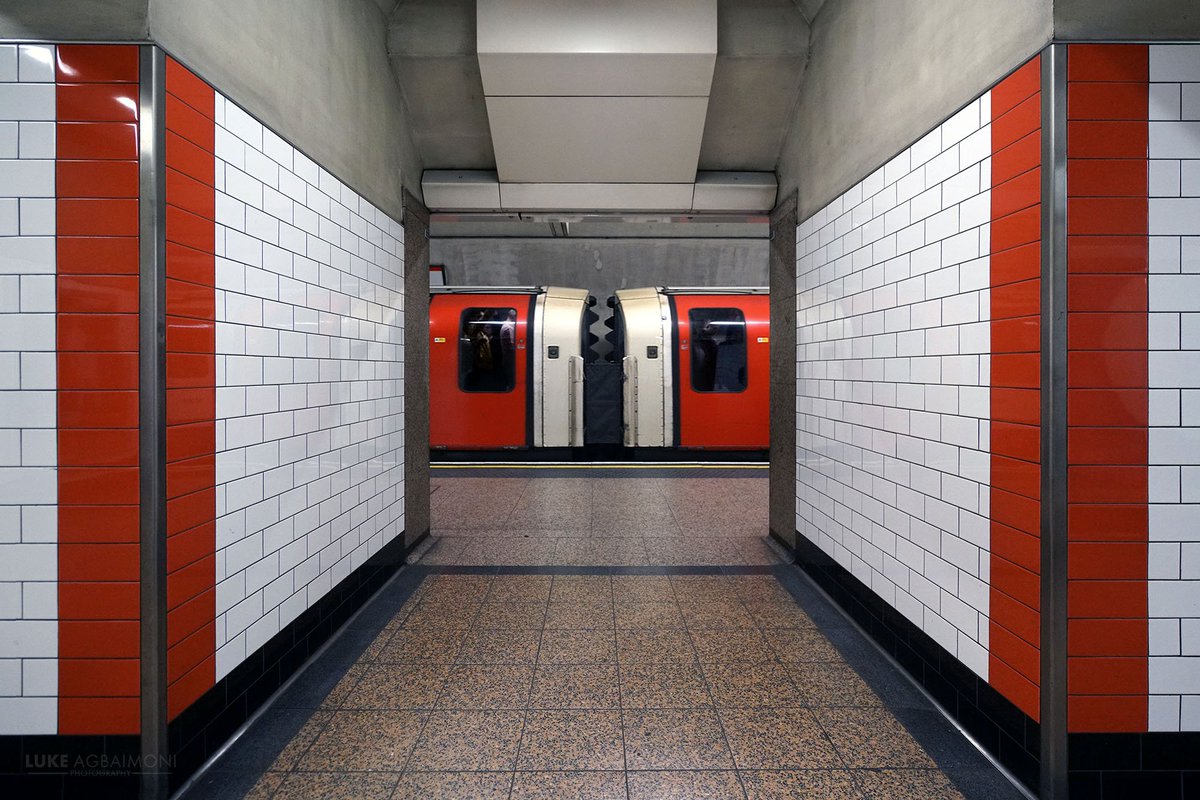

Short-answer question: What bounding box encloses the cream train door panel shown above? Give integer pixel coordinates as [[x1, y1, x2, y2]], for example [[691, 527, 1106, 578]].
[[533, 286, 589, 447], [615, 287, 672, 448]]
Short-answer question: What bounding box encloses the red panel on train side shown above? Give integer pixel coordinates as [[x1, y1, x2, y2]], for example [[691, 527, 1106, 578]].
[[430, 294, 533, 449], [672, 294, 770, 449]]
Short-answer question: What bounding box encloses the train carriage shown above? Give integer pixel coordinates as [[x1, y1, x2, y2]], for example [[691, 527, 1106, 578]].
[[429, 286, 592, 450]]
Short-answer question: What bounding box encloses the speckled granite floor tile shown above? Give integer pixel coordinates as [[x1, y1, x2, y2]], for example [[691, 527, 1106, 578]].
[[620, 662, 712, 708], [391, 770, 512, 800], [626, 769, 746, 799], [529, 664, 620, 708], [407, 709, 525, 771], [545, 599, 615, 629], [854, 768, 966, 799], [719, 707, 842, 770], [622, 709, 735, 770], [740, 769, 863, 799], [437, 664, 534, 709], [272, 770, 398, 800], [703, 661, 804, 708], [379, 628, 466, 663], [550, 575, 614, 601], [538, 628, 617, 665], [617, 628, 697, 664], [689, 629, 775, 663], [456, 627, 542, 664], [297, 710, 426, 771], [342, 663, 449, 710], [815, 708, 938, 769], [787, 662, 882, 707], [510, 770, 629, 799], [615, 599, 685, 628], [516, 709, 625, 770]]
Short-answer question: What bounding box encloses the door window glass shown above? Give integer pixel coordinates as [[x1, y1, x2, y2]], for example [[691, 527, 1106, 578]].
[[459, 307, 517, 392], [688, 308, 747, 393]]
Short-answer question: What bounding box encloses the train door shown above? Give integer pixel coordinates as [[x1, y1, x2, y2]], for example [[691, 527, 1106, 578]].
[[533, 287, 589, 447], [614, 288, 674, 448], [429, 292, 535, 449], [671, 293, 770, 449]]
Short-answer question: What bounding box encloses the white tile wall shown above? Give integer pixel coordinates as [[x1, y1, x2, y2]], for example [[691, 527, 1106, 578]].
[[1147, 44, 1200, 733], [795, 92, 993, 678], [209, 94, 405, 680], [0, 42, 57, 735]]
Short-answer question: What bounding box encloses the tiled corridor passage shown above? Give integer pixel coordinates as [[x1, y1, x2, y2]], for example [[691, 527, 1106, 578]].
[[181, 473, 1026, 800]]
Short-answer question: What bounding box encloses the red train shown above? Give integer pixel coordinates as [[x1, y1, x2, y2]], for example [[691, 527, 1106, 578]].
[[429, 286, 769, 455]]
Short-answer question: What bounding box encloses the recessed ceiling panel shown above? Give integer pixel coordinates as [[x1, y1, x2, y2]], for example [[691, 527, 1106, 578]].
[[486, 96, 710, 184]]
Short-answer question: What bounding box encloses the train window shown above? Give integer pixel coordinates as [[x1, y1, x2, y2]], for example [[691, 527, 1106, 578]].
[[459, 307, 517, 393], [688, 308, 747, 393]]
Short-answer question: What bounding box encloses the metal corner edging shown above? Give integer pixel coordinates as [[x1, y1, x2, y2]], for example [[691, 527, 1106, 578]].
[[138, 44, 169, 800], [1039, 42, 1070, 800]]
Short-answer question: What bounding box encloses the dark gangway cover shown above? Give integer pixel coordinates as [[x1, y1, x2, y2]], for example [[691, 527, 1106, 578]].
[[584, 362, 623, 445]]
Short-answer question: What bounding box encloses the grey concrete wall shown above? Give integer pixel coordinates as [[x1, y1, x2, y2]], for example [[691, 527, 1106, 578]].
[[0, 0, 148, 40], [149, 0, 420, 221], [430, 237, 769, 358], [768, 194, 798, 551], [404, 191, 431, 546], [778, 0, 1052, 221], [1055, 0, 1200, 40]]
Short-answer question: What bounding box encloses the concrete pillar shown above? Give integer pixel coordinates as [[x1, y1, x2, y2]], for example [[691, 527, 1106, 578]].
[[768, 192, 798, 552], [403, 190, 431, 548]]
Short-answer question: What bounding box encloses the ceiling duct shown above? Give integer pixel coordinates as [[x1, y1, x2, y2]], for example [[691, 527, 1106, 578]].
[[475, 0, 721, 211]]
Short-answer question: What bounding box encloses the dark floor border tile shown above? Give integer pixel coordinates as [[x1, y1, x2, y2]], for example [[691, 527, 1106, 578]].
[[428, 564, 778, 576], [1069, 732, 1200, 800], [0, 733, 140, 799], [170, 530, 429, 796], [776, 543, 1034, 800]]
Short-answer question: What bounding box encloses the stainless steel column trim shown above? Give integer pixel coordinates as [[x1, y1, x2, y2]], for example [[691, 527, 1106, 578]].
[[138, 44, 169, 800], [1039, 42, 1070, 800]]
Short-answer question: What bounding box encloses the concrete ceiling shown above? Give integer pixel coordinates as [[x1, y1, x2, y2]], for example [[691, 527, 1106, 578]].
[[387, 0, 826, 176]]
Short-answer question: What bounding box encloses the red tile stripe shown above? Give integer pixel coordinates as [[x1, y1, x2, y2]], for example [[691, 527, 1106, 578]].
[[164, 57, 217, 722], [1064, 44, 1149, 734], [989, 54, 1044, 723], [56, 44, 142, 736]]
